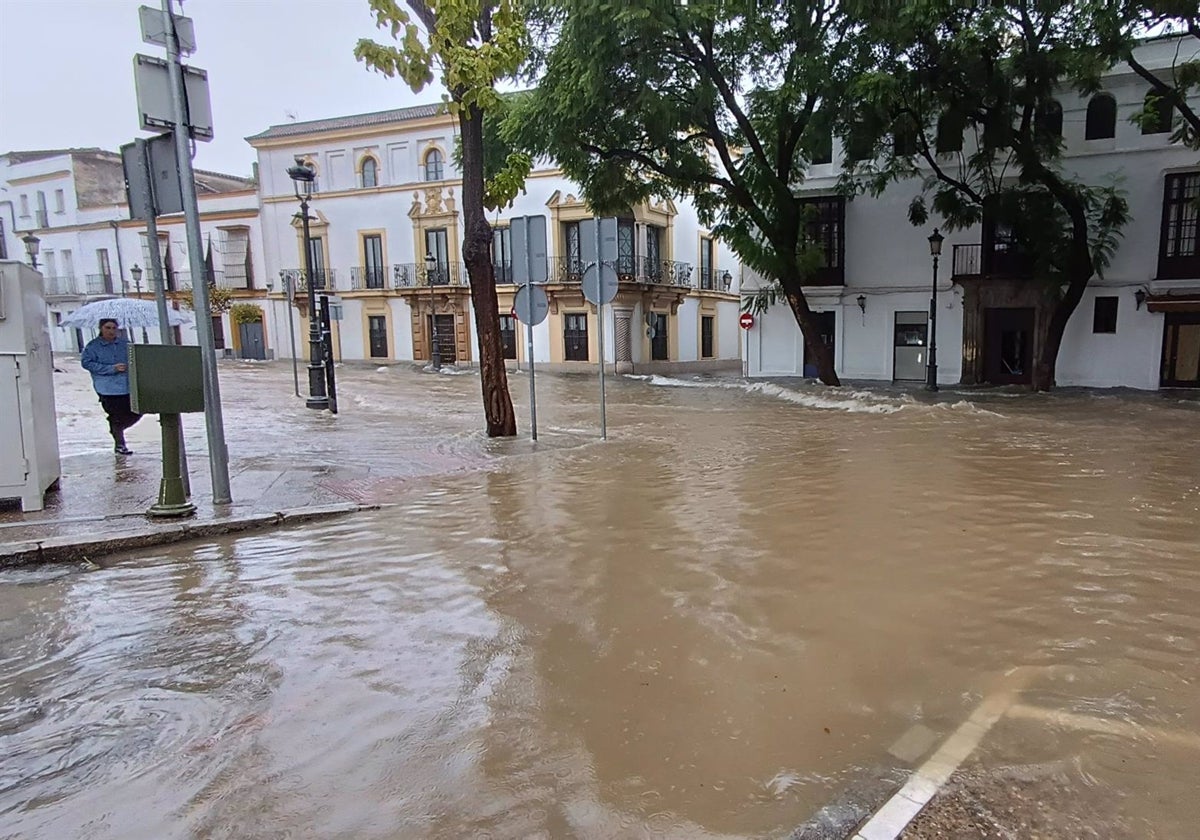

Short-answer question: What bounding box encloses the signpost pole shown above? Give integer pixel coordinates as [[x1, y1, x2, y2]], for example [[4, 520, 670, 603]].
[[320, 293, 338, 415], [594, 222, 607, 441], [148, 413, 195, 517], [161, 0, 231, 504], [524, 225, 538, 441]]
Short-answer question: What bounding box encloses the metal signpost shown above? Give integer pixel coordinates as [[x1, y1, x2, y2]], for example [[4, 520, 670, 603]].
[[510, 216, 548, 440], [131, 1, 230, 504], [581, 219, 618, 440], [280, 270, 300, 396], [739, 311, 754, 378], [320, 293, 339, 415]]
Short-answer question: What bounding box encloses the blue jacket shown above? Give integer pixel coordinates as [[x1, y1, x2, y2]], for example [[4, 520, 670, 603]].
[[81, 336, 131, 396]]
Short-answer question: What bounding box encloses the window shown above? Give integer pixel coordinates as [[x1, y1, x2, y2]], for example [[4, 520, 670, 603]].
[[645, 225, 662, 277], [424, 148, 444, 181], [362, 234, 384, 288], [500, 314, 517, 359], [651, 312, 669, 361], [564, 313, 589, 361], [19, 195, 29, 218], [220, 228, 252, 289], [1159, 172, 1200, 280], [808, 110, 833, 165], [1036, 100, 1063, 140], [563, 221, 582, 276], [699, 236, 715, 289], [54, 189, 66, 213], [361, 157, 378, 188], [36, 192, 48, 228], [61, 249, 74, 280], [701, 315, 714, 358], [0, 218, 7, 260], [1093, 296, 1118, 333], [493, 226, 512, 283], [307, 237, 326, 289], [1142, 89, 1174, 135], [426, 228, 450, 284], [936, 112, 966, 153], [799, 196, 845, 285], [893, 116, 919, 157], [212, 315, 225, 350], [368, 315, 389, 358], [97, 249, 112, 292], [616, 217, 635, 277], [1086, 93, 1117, 140]]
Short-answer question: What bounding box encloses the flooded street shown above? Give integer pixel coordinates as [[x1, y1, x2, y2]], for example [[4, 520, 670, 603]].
[[2, 365, 1199, 839]]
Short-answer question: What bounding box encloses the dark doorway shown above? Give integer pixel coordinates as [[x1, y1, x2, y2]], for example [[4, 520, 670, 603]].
[[564, 313, 589, 361], [983, 307, 1034, 385], [499, 314, 517, 360], [238, 321, 266, 360], [651, 312, 669, 361], [802, 311, 836, 378], [368, 314, 388, 358], [1161, 313, 1200, 388], [429, 314, 456, 362]]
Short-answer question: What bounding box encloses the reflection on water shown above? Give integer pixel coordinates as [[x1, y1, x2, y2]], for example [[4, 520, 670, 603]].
[[2, 369, 1199, 839]]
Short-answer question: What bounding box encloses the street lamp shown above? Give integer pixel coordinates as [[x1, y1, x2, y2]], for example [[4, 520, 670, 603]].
[[287, 158, 329, 410], [22, 233, 40, 269], [926, 227, 944, 392], [425, 251, 441, 370], [129, 264, 149, 343]]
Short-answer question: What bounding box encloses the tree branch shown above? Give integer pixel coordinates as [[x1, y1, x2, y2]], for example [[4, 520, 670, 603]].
[[1126, 51, 1200, 141]]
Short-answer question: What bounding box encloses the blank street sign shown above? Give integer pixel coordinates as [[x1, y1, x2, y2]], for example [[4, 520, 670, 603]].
[[133, 53, 214, 141], [138, 6, 196, 54], [514, 284, 550, 326]]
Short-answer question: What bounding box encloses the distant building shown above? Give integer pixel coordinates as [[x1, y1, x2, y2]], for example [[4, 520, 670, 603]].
[[247, 104, 744, 372], [0, 148, 268, 358], [744, 36, 1200, 390]]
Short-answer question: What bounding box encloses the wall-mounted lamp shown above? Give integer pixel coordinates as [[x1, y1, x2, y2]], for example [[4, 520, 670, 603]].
[[1134, 288, 1147, 311], [856, 294, 866, 314]]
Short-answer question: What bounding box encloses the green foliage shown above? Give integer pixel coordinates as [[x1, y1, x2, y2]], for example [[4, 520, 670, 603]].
[[355, 0, 533, 208], [230, 303, 263, 325], [514, 0, 873, 302], [177, 284, 233, 314]]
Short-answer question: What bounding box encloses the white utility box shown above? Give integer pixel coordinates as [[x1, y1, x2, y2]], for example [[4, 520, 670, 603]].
[[0, 261, 61, 511]]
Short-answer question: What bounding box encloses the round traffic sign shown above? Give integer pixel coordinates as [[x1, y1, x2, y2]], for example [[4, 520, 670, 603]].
[[513, 283, 550, 326], [739, 312, 755, 330], [582, 261, 619, 305]]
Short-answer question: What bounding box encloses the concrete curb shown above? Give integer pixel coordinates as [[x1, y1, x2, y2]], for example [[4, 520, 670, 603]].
[[0, 503, 375, 569]]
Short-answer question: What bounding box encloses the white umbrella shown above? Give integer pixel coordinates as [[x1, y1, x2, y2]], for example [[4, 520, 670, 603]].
[[60, 298, 193, 331]]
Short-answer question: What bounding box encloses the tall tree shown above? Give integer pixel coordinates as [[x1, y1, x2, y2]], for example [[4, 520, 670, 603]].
[[842, 0, 1133, 390], [357, 0, 532, 436], [514, 0, 874, 386]]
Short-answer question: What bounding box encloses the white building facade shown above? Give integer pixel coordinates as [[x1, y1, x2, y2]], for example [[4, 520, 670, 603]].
[[248, 105, 744, 372], [0, 149, 268, 358], [746, 37, 1200, 390]]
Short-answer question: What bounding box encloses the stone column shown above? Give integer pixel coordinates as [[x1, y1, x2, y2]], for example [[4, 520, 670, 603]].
[[613, 306, 634, 373]]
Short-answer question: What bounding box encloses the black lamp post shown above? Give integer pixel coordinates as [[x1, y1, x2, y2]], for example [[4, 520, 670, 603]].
[[130, 264, 149, 342], [287, 159, 329, 410], [22, 232, 40, 270], [426, 251, 441, 370], [926, 228, 944, 392]]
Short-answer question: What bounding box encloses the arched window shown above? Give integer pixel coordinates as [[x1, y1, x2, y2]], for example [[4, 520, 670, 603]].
[[936, 111, 965, 153], [361, 157, 378, 188], [424, 148, 444, 181], [1036, 99, 1063, 139], [1142, 89, 1173, 135], [1085, 93, 1117, 140]]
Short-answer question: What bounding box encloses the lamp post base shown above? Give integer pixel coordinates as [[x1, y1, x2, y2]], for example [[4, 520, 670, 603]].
[[148, 413, 196, 518], [306, 396, 330, 410]]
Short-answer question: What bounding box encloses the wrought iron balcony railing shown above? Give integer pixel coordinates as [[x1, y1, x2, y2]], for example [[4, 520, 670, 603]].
[[552, 256, 694, 287], [283, 268, 338, 292], [951, 243, 981, 278], [84, 274, 115, 296], [350, 265, 388, 290], [45, 276, 81, 297], [697, 267, 735, 291], [390, 262, 468, 289]]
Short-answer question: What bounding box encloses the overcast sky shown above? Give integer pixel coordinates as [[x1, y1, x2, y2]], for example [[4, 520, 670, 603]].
[[0, 0, 444, 177]]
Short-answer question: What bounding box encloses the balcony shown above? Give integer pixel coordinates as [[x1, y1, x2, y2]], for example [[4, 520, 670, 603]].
[[951, 244, 981, 279], [551, 256, 694, 287], [84, 274, 116, 296], [350, 266, 388, 290], [215, 269, 254, 289], [390, 262, 468, 289], [44, 276, 81, 297], [283, 268, 339, 293], [697, 267, 735, 292]]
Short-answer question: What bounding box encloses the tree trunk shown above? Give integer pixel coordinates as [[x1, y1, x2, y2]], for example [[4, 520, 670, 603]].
[[783, 288, 841, 386], [1033, 269, 1089, 392], [459, 100, 517, 436]]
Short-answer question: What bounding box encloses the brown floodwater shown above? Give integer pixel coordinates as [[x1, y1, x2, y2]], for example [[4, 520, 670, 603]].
[[2, 366, 1198, 839]]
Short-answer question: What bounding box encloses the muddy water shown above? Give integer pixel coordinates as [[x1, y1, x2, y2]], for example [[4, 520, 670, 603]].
[[2, 368, 1199, 839]]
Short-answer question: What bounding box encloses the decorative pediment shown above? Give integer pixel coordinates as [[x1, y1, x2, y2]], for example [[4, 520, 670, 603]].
[[409, 186, 458, 219]]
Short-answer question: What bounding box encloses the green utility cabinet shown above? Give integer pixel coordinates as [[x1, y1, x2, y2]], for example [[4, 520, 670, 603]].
[[129, 344, 204, 414]]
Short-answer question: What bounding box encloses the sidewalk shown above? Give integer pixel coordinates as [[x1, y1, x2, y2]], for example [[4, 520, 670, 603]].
[[0, 359, 496, 565]]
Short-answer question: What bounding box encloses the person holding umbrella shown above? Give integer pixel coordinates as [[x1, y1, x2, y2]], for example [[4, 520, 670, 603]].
[[81, 318, 142, 455]]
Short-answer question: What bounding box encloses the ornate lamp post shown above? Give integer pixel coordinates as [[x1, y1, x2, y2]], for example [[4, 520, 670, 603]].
[[426, 251, 441, 370], [22, 233, 40, 269], [129, 264, 149, 342], [926, 228, 944, 392], [287, 159, 329, 410]]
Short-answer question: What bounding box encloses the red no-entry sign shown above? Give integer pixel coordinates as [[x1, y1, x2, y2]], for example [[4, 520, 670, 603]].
[[739, 312, 755, 330]]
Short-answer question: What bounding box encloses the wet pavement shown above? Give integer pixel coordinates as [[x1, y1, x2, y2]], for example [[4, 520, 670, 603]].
[[1, 361, 1199, 839]]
